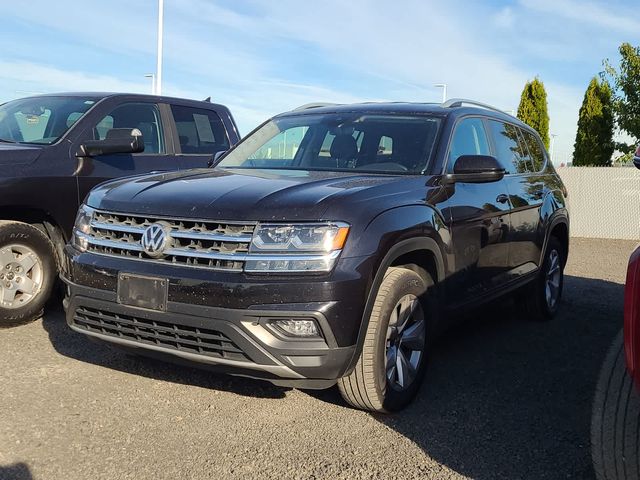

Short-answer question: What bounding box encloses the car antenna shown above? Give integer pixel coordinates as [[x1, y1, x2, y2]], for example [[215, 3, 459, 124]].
[[203, 96, 211, 102]]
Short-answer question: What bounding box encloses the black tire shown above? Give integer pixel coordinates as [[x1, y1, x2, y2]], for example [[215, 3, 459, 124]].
[[338, 267, 432, 412], [0, 221, 57, 328], [522, 235, 565, 321], [591, 331, 640, 480]]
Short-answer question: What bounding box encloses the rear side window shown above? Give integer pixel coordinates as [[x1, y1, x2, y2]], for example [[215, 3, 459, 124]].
[[171, 105, 229, 154], [521, 129, 546, 172], [447, 117, 490, 172], [488, 120, 530, 174]]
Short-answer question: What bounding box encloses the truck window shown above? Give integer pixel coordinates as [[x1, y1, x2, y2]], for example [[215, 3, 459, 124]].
[[171, 105, 229, 154], [94, 103, 164, 154]]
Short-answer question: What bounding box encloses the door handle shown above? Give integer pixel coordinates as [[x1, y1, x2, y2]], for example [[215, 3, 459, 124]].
[[496, 194, 509, 204]]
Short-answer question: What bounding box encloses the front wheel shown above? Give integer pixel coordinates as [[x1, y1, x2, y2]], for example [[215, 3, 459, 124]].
[[0, 221, 57, 328], [338, 267, 432, 412], [591, 331, 640, 480]]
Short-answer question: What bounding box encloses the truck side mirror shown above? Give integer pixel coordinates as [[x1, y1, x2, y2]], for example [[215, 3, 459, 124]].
[[78, 128, 144, 157]]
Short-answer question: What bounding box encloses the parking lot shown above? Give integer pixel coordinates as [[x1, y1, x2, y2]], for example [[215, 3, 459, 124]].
[[0, 237, 634, 480]]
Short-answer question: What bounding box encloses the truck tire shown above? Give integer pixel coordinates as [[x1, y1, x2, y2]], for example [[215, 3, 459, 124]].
[[522, 235, 565, 321], [592, 331, 640, 480], [338, 267, 432, 412], [0, 221, 57, 328]]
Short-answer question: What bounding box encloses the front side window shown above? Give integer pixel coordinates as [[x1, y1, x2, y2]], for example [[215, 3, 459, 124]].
[[217, 113, 441, 174], [488, 120, 530, 174], [447, 117, 490, 172], [0, 96, 97, 145], [171, 105, 229, 154], [94, 103, 164, 154]]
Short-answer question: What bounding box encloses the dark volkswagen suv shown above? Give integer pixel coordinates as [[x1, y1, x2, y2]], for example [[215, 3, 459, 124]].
[[62, 100, 569, 412]]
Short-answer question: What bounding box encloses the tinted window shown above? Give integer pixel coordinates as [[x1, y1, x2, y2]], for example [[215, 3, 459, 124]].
[[95, 103, 164, 154], [447, 118, 490, 172], [488, 120, 530, 174], [0, 96, 97, 144], [522, 129, 546, 171], [218, 114, 441, 174], [171, 105, 229, 154]]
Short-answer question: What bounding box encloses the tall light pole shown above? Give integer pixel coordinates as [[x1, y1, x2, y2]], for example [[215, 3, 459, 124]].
[[155, 0, 164, 95], [144, 74, 156, 95], [550, 133, 558, 163], [434, 83, 447, 103]]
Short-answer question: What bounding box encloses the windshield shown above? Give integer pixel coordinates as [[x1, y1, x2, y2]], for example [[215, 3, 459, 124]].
[[217, 113, 441, 174], [0, 96, 98, 145]]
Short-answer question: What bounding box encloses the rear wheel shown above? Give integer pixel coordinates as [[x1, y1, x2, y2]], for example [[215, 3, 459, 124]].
[[522, 236, 565, 321], [338, 267, 432, 412], [0, 221, 57, 328], [591, 331, 640, 480]]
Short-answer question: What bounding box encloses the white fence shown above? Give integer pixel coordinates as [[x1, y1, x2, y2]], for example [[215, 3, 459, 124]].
[[557, 167, 640, 240]]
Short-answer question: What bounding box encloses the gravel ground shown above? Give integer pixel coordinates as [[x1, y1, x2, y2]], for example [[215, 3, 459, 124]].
[[0, 237, 636, 480]]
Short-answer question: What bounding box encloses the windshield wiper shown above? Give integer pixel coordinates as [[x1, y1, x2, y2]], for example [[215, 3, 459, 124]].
[[0, 138, 16, 144]]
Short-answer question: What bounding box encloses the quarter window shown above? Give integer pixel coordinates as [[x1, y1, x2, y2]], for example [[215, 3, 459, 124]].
[[447, 118, 490, 172], [94, 103, 164, 154], [171, 105, 229, 154]]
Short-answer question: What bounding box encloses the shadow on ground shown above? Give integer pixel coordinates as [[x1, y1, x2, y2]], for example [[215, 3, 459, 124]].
[[0, 463, 33, 480], [372, 274, 624, 479], [42, 308, 289, 400]]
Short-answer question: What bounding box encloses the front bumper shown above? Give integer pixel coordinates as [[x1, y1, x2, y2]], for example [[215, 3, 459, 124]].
[[62, 246, 369, 388]]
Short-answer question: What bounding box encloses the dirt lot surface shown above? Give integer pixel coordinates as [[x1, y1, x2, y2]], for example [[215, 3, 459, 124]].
[[0, 237, 635, 480]]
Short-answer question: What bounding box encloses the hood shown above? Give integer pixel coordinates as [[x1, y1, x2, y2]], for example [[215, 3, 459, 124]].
[[0, 143, 44, 166], [86, 168, 429, 222]]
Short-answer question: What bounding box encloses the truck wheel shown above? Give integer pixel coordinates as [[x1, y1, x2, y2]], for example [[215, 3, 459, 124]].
[[0, 221, 57, 328], [592, 331, 640, 480], [522, 236, 565, 321], [338, 267, 432, 412]]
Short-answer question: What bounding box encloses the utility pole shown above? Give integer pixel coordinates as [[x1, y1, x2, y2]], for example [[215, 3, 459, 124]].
[[156, 0, 164, 95], [434, 84, 447, 103], [144, 74, 156, 95]]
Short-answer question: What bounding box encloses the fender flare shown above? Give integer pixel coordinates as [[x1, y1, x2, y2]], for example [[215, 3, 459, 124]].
[[343, 235, 445, 374]]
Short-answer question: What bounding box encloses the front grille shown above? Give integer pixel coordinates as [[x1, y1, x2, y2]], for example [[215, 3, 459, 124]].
[[72, 306, 249, 362], [83, 210, 256, 271]]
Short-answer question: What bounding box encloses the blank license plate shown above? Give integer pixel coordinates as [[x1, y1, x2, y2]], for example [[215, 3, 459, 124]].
[[117, 273, 168, 311]]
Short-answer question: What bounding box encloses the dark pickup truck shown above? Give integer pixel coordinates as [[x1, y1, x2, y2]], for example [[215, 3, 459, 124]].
[[0, 93, 240, 326]]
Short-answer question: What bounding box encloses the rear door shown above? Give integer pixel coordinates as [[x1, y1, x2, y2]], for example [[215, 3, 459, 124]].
[[169, 104, 231, 169], [440, 117, 512, 303], [76, 101, 179, 202], [486, 120, 547, 273]]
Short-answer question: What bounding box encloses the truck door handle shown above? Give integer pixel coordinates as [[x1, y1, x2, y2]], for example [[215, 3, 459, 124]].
[[496, 194, 509, 204]]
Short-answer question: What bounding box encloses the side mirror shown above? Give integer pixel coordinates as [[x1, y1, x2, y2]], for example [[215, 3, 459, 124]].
[[78, 128, 144, 157], [443, 155, 505, 184], [634, 145, 640, 170], [208, 149, 228, 167]]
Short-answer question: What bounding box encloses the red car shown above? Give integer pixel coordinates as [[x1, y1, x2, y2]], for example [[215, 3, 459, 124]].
[[591, 242, 640, 478]]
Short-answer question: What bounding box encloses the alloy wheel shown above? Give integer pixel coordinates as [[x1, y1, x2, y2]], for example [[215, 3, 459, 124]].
[[0, 244, 43, 309], [545, 249, 562, 310]]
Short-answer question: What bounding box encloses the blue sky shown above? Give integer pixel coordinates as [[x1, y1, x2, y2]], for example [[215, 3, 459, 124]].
[[1, 0, 638, 163]]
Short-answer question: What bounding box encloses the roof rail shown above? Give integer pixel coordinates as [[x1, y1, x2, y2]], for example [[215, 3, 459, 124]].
[[293, 102, 339, 111], [442, 98, 513, 116]]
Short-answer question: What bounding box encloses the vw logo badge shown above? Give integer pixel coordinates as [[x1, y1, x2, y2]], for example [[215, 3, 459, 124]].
[[141, 223, 169, 258]]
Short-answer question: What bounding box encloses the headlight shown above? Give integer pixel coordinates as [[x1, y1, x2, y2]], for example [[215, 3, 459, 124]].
[[71, 205, 95, 252], [246, 223, 349, 273]]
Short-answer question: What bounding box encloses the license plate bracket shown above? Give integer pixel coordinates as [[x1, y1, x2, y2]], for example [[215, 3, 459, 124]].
[[117, 273, 168, 311]]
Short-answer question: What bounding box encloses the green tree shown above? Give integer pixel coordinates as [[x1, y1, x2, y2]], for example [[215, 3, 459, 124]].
[[604, 43, 640, 141], [517, 78, 550, 149], [572, 77, 615, 166]]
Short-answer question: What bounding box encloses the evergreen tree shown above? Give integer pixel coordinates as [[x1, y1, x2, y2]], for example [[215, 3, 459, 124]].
[[603, 43, 640, 141], [572, 78, 615, 166], [517, 78, 550, 149]]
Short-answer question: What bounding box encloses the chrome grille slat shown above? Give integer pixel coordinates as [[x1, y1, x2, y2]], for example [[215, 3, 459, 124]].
[[84, 210, 256, 271]]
